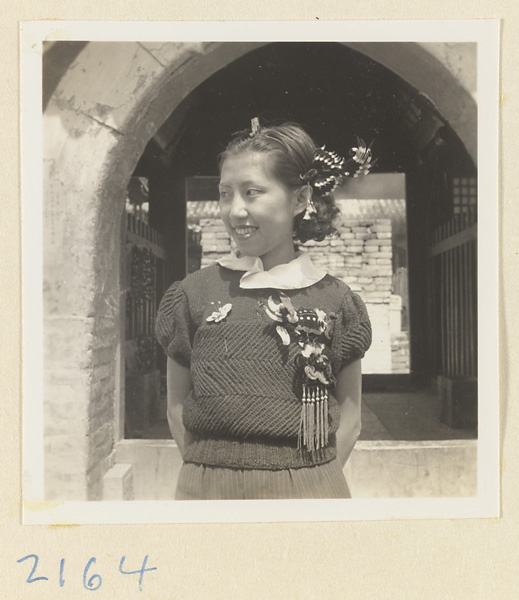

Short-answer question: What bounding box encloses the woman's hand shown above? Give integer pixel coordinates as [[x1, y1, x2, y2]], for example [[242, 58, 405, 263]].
[[166, 357, 194, 458], [333, 359, 362, 467]]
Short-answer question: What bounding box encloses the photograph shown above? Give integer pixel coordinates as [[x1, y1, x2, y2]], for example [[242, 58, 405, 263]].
[[22, 21, 499, 522]]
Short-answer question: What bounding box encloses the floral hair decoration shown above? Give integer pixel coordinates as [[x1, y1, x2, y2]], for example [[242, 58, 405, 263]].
[[264, 293, 337, 452], [300, 138, 377, 220]]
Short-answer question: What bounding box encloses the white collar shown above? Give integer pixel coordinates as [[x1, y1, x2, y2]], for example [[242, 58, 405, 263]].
[[217, 251, 327, 290]]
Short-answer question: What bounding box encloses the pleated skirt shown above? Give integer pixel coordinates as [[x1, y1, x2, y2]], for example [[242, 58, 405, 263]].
[[175, 459, 350, 500]]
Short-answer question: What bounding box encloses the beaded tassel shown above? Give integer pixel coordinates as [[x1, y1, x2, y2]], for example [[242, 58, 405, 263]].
[[298, 383, 329, 452]]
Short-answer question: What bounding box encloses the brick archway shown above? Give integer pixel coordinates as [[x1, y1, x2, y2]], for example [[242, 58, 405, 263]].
[[43, 41, 476, 499]]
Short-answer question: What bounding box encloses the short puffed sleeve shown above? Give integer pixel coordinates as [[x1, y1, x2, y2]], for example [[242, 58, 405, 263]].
[[337, 290, 372, 367], [155, 282, 193, 367]]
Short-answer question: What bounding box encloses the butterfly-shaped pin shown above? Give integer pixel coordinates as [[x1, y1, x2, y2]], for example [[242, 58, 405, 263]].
[[206, 303, 232, 323]]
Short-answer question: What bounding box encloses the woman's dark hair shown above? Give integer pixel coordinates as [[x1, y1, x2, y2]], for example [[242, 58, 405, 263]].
[[218, 122, 341, 243]]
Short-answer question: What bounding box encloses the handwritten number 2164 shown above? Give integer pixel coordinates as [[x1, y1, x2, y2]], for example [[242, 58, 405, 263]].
[[17, 554, 157, 592]]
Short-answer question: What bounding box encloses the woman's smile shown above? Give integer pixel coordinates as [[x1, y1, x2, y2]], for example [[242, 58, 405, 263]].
[[231, 225, 259, 240]]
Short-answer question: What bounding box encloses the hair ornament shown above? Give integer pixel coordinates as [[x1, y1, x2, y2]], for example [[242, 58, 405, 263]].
[[300, 145, 346, 196], [345, 138, 377, 178], [228, 117, 262, 143], [302, 198, 318, 220], [300, 138, 377, 200], [250, 117, 261, 137]]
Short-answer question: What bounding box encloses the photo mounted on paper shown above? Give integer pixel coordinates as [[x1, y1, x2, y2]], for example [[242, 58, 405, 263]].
[[21, 20, 499, 523]]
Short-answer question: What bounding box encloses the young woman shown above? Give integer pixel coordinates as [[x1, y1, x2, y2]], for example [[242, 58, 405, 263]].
[[156, 120, 374, 500]]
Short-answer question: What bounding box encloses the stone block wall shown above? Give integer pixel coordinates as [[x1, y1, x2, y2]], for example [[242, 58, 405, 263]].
[[197, 214, 401, 374], [44, 316, 118, 501], [300, 219, 393, 301], [43, 265, 119, 501], [199, 219, 232, 268]]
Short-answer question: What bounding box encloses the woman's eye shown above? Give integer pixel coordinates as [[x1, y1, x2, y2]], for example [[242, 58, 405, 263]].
[[219, 190, 230, 199], [247, 188, 262, 196]]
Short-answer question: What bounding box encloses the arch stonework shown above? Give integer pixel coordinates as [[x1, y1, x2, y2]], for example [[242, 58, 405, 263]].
[[43, 41, 477, 499]]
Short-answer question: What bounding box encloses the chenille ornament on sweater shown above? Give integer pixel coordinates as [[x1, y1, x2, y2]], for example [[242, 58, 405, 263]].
[[264, 292, 337, 452]]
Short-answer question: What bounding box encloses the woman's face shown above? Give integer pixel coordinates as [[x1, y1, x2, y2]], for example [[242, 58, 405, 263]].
[[218, 152, 307, 269]]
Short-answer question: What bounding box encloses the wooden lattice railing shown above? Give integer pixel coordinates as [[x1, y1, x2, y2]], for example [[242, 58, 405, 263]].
[[429, 215, 477, 378]]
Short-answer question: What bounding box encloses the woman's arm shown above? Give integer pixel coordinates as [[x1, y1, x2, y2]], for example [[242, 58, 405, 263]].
[[333, 359, 362, 467], [166, 357, 194, 458]]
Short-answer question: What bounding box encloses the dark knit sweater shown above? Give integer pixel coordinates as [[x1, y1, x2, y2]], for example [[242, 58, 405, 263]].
[[155, 264, 372, 470]]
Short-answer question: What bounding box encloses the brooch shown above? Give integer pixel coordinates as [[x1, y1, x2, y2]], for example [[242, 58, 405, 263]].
[[264, 293, 336, 452], [206, 302, 232, 323]]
